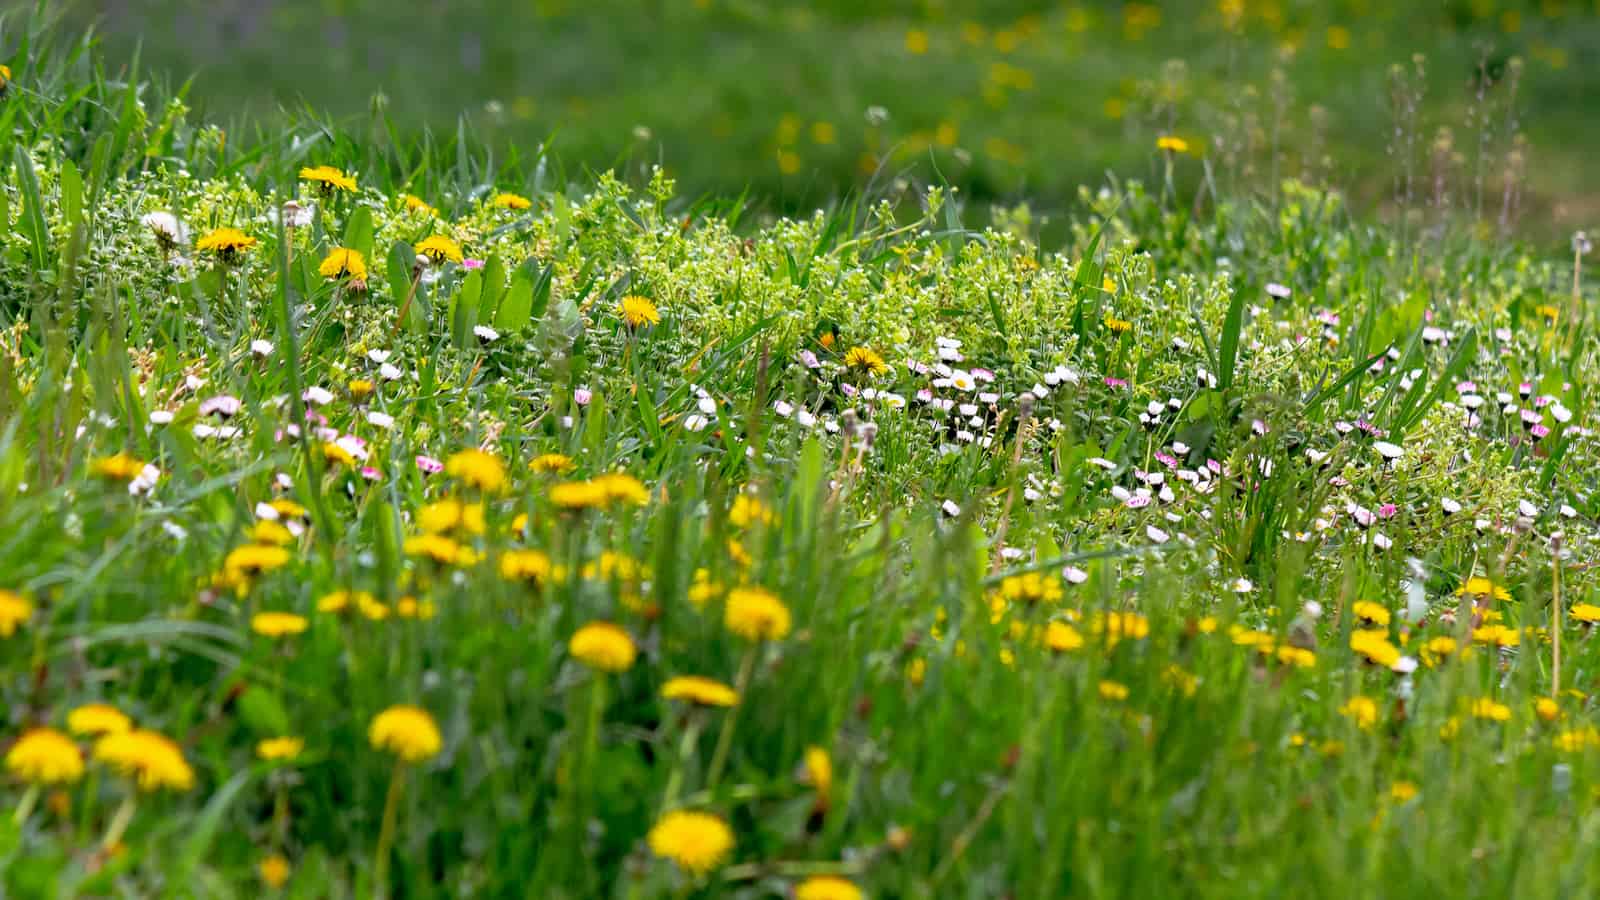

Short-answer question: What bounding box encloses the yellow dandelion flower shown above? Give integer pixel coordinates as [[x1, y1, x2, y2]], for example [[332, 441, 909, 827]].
[[417, 498, 486, 535], [93, 729, 195, 792], [727, 495, 776, 528], [196, 227, 257, 261], [248, 519, 295, 546], [259, 853, 292, 888], [1276, 645, 1317, 668], [724, 586, 792, 641], [1349, 629, 1400, 668], [1536, 697, 1561, 722], [796, 876, 863, 900], [499, 548, 553, 583], [1352, 601, 1391, 626], [620, 295, 661, 328], [317, 247, 368, 282], [402, 194, 437, 216], [1534, 303, 1560, 324], [1389, 781, 1419, 803], [0, 589, 32, 637], [1456, 576, 1511, 602], [6, 728, 85, 785], [316, 589, 371, 614], [445, 448, 506, 493], [256, 737, 304, 761], [843, 346, 888, 376], [251, 612, 308, 638], [416, 234, 464, 265], [1554, 726, 1600, 752], [357, 594, 390, 621], [490, 192, 532, 210], [368, 705, 442, 763], [1472, 623, 1520, 647], [67, 704, 131, 737], [660, 676, 739, 707], [1090, 610, 1150, 646], [322, 441, 355, 466], [1419, 635, 1463, 666], [1103, 315, 1132, 334], [568, 621, 637, 672], [529, 453, 577, 475], [1570, 603, 1600, 623], [90, 452, 148, 482], [1469, 697, 1512, 722], [597, 472, 650, 507], [1098, 680, 1129, 702], [1339, 695, 1379, 730], [550, 479, 609, 510], [269, 498, 309, 520], [1044, 621, 1084, 652], [804, 746, 833, 805], [993, 572, 1063, 606], [1156, 135, 1190, 154], [396, 596, 436, 620], [298, 165, 357, 193], [403, 534, 478, 567], [647, 810, 734, 876], [224, 544, 291, 579]]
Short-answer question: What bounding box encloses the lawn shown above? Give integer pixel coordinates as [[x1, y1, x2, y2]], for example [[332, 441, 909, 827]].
[[2, 6, 1600, 899]]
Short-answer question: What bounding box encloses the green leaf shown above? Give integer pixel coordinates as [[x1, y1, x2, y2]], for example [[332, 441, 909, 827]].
[[451, 270, 483, 348], [496, 269, 535, 330], [58, 158, 83, 238], [237, 685, 292, 735], [170, 771, 252, 886], [481, 255, 508, 318], [342, 205, 375, 261], [13, 146, 49, 272], [1217, 285, 1247, 391]]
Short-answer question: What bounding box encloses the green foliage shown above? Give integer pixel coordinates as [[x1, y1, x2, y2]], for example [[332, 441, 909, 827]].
[[1, 12, 1599, 900]]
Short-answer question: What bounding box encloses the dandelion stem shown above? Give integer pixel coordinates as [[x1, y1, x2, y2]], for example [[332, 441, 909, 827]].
[[393, 270, 423, 336], [373, 758, 407, 899], [1553, 534, 1563, 697], [100, 791, 138, 851], [584, 675, 607, 783], [12, 784, 39, 825], [659, 714, 706, 813], [705, 645, 757, 792]]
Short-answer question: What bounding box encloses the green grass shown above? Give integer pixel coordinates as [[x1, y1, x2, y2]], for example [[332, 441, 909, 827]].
[[3, 10, 1600, 899], [45, 0, 1600, 241]]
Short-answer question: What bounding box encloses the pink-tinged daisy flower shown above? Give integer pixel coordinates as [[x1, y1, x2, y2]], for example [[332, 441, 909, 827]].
[[360, 466, 383, 482], [416, 455, 444, 475], [462, 258, 484, 270], [573, 388, 593, 406]]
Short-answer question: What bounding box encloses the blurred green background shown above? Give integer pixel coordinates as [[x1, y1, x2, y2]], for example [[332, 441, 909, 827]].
[[41, 0, 1600, 234]]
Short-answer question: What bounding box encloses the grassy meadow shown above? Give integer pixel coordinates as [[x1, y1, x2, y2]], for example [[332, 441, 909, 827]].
[[55, 0, 1600, 238], [2, 4, 1600, 899]]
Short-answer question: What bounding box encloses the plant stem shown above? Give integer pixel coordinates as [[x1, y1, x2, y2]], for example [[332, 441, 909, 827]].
[[659, 714, 706, 813], [705, 645, 757, 792], [373, 758, 407, 899], [12, 784, 39, 825], [100, 791, 138, 851]]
